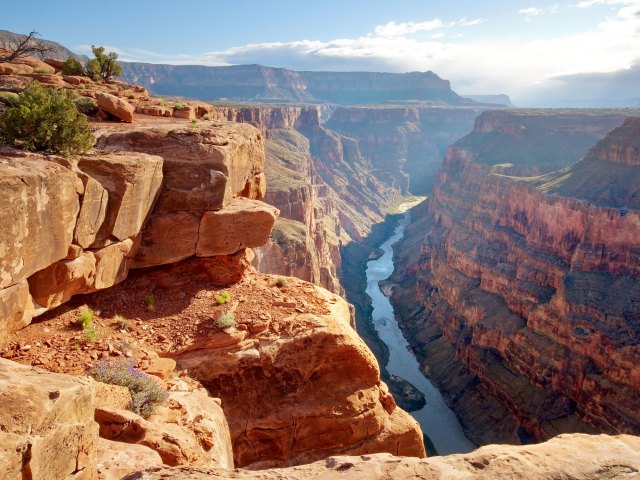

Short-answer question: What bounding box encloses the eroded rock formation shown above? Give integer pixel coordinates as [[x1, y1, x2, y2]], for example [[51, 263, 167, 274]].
[[391, 113, 640, 444], [124, 433, 640, 479]]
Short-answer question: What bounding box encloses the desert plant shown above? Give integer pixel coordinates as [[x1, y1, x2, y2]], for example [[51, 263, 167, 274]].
[[173, 103, 184, 110], [33, 67, 51, 74], [74, 97, 98, 116], [144, 294, 156, 311], [215, 292, 231, 305], [190, 119, 197, 128], [61, 57, 85, 76], [83, 328, 97, 343], [89, 358, 168, 417], [85, 45, 122, 82], [156, 99, 167, 106], [0, 91, 19, 106], [0, 81, 95, 156], [275, 277, 288, 288], [76, 308, 94, 330], [215, 313, 235, 330], [114, 314, 128, 331]]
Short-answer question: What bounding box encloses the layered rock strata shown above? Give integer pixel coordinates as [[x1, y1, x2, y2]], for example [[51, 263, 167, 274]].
[[391, 115, 640, 444], [0, 120, 277, 343]]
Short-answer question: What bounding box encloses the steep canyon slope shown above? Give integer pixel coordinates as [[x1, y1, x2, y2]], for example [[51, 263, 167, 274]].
[[391, 111, 640, 445]]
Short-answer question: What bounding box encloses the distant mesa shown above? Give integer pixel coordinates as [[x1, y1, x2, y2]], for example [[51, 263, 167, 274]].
[[463, 94, 513, 107]]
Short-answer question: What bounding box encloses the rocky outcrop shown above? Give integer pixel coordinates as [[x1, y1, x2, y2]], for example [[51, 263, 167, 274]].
[[169, 277, 425, 468], [0, 147, 163, 340], [0, 358, 98, 479], [391, 114, 640, 445], [124, 433, 640, 479], [96, 121, 277, 269], [0, 119, 277, 341]]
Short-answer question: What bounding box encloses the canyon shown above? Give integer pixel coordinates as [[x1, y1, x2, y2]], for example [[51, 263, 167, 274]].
[[391, 110, 640, 445], [1, 34, 640, 480]]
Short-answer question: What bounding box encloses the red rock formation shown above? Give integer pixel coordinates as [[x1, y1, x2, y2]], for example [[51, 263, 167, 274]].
[[123, 433, 640, 480], [169, 280, 425, 468], [391, 114, 640, 444]]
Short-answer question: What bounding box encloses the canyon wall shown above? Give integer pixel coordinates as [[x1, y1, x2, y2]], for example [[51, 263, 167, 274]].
[[119, 63, 470, 105], [324, 106, 486, 194], [391, 112, 640, 444]]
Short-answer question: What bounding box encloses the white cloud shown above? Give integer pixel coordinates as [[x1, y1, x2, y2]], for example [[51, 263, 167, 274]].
[[519, 7, 543, 15], [576, 0, 638, 7], [374, 20, 450, 37], [459, 18, 485, 27]]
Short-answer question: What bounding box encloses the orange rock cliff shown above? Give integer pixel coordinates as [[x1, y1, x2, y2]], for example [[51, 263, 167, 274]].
[[391, 112, 640, 445], [0, 54, 425, 479]]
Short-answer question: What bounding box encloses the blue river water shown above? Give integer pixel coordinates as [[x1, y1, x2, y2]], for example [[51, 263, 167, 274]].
[[365, 211, 476, 455]]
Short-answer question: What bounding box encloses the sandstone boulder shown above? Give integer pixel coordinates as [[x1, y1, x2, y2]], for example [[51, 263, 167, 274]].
[[95, 380, 232, 468], [173, 105, 196, 120], [97, 438, 162, 480], [28, 237, 137, 309], [0, 63, 33, 75], [0, 358, 99, 479], [44, 58, 64, 69], [13, 55, 56, 73], [196, 198, 279, 256], [96, 122, 266, 212], [64, 75, 89, 86], [0, 281, 35, 345], [96, 92, 135, 122], [77, 151, 163, 245], [25, 72, 66, 87]]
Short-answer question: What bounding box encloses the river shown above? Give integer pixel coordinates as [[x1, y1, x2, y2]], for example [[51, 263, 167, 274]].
[[365, 208, 476, 455]]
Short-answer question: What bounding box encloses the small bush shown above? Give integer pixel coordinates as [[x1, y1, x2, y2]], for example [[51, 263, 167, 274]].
[[0, 91, 19, 106], [215, 313, 235, 330], [84, 328, 97, 342], [61, 57, 85, 76], [76, 308, 93, 329], [156, 99, 167, 106], [144, 294, 156, 311], [173, 103, 184, 110], [74, 97, 98, 116], [202, 113, 212, 121], [190, 119, 197, 128], [114, 314, 128, 331], [0, 81, 95, 156], [215, 292, 231, 305], [89, 358, 168, 417], [127, 93, 136, 99], [33, 67, 51, 74], [275, 277, 288, 288]]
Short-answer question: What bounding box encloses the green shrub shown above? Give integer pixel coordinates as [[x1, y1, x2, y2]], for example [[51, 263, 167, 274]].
[[85, 45, 122, 82], [0, 81, 95, 156], [74, 97, 98, 116], [190, 119, 197, 128], [33, 67, 51, 74], [84, 328, 97, 343], [76, 308, 94, 330], [61, 57, 85, 76], [173, 103, 184, 110], [215, 313, 235, 329], [89, 358, 168, 417], [0, 91, 19, 106], [215, 292, 231, 305], [156, 99, 167, 106], [144, 294, 156, 311], [275, 277, 288, 288]]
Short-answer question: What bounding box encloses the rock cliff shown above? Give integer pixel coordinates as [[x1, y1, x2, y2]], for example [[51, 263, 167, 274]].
[[391, 112, 640, 444], [120, 63, 469, 105], [324, 106, 486, 194]]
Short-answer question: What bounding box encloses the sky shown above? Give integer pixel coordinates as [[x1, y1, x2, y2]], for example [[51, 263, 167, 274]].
[[3, 0, 640, 106]]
